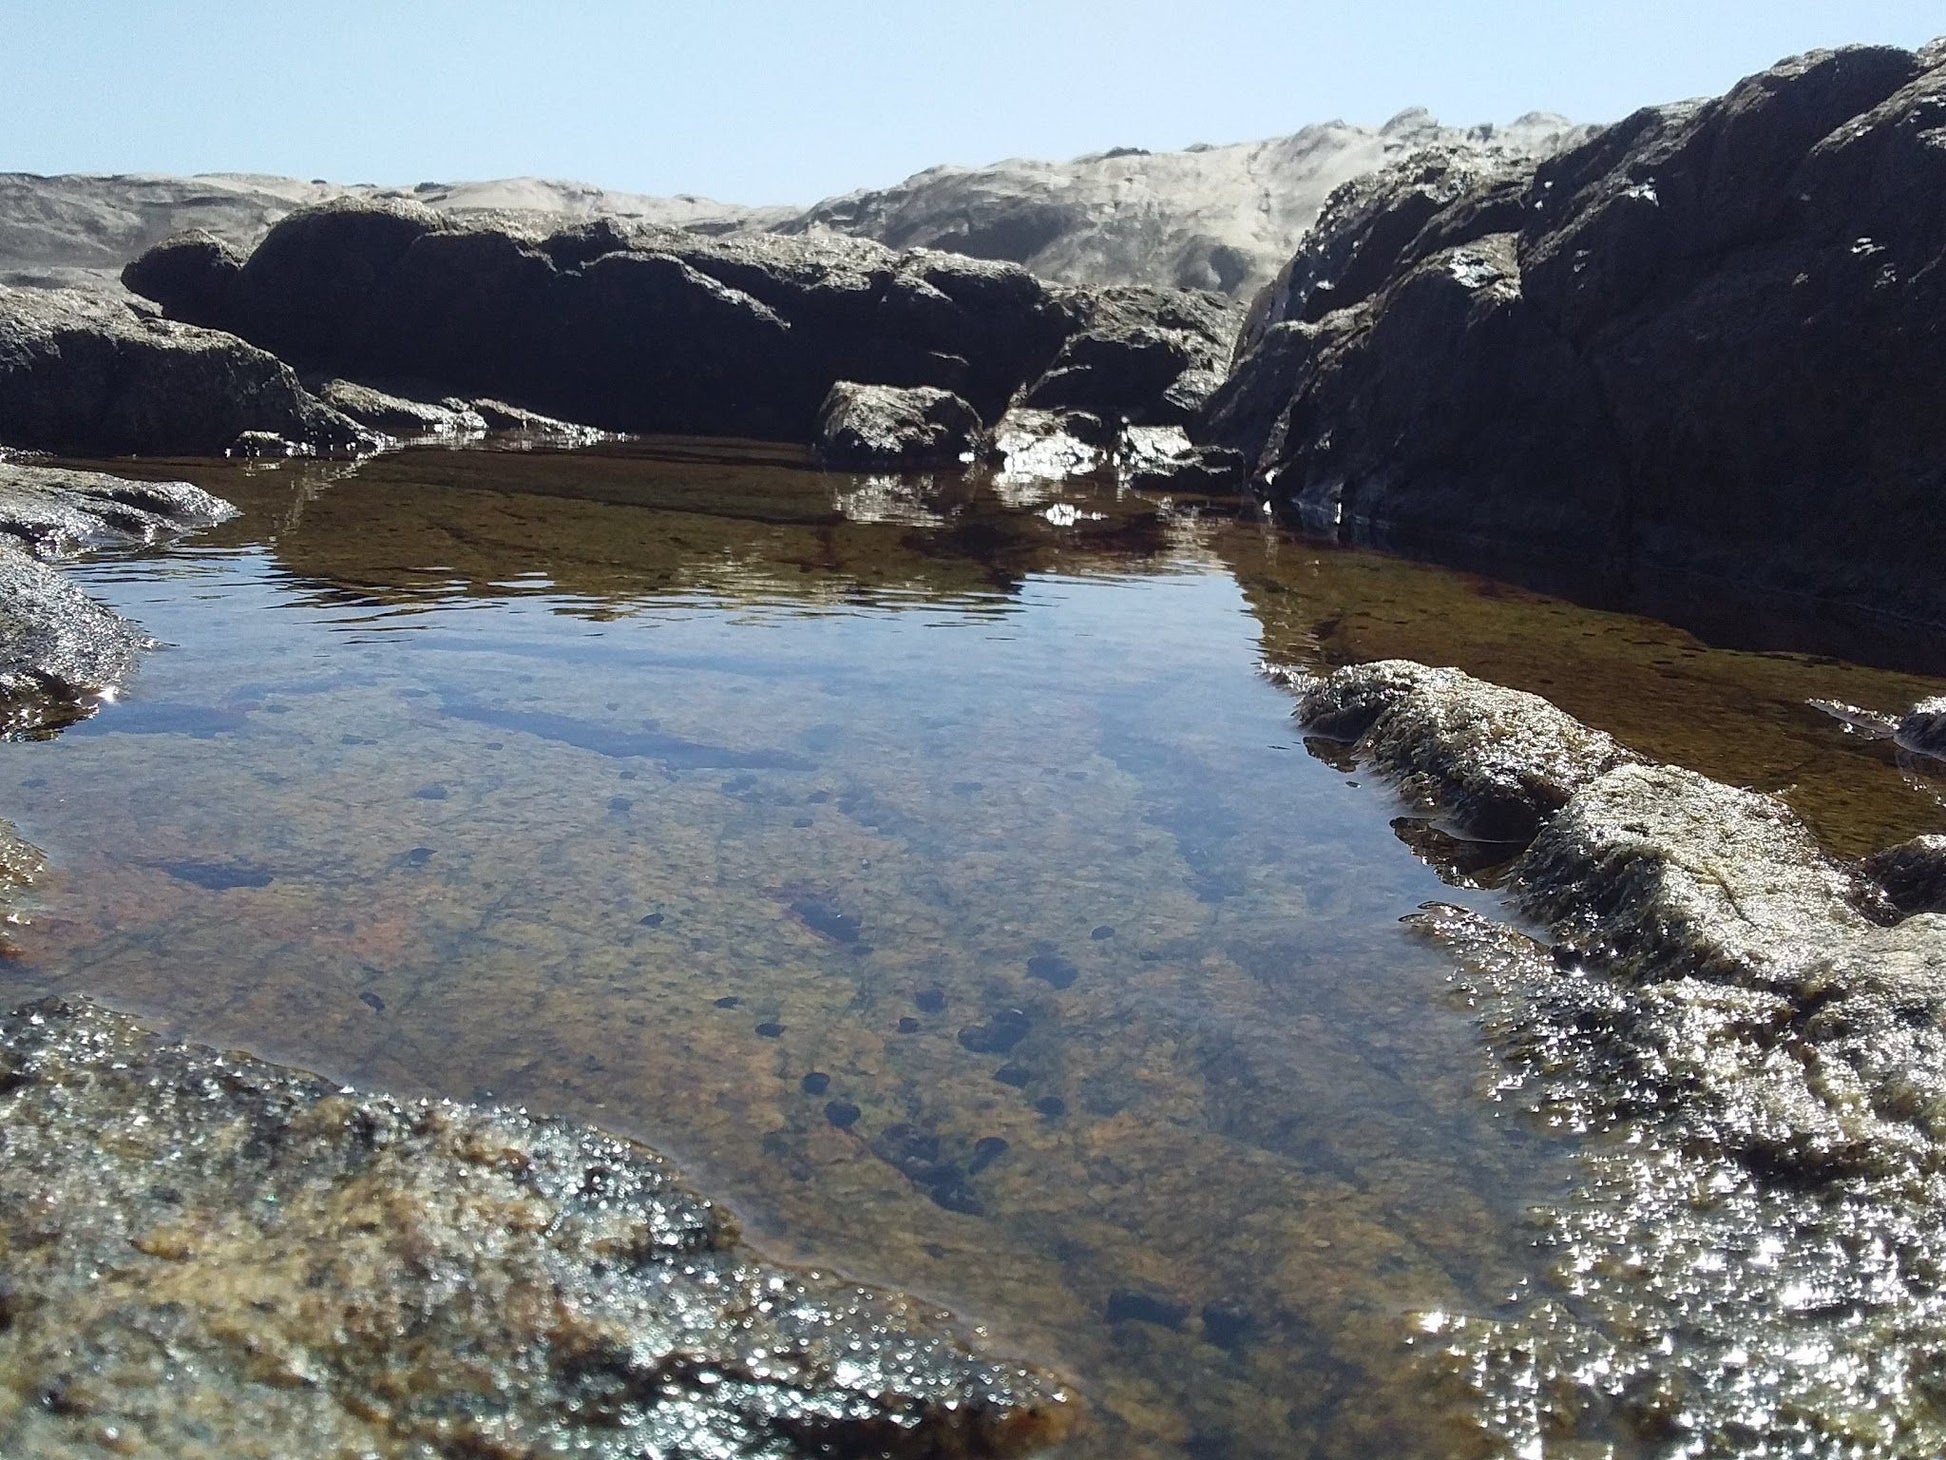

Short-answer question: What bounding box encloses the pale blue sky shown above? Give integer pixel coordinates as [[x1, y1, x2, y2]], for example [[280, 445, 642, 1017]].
[[8, 1, 1941, 203]]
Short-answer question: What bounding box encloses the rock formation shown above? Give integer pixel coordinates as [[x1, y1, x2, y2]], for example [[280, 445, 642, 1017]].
[[123, 202, 1236, 443], [782, 110, 1593, 297], [1207, 41, 1946, 629], [1289, 657, 1946, 1455], [811, 382, 986, 467], [0, 285, 372, 456]]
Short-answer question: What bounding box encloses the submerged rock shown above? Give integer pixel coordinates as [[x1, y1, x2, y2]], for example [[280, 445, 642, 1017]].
[[0, 285, 373, 456], [811, 381, 985, 467], [0, 997, 1072, 1459]]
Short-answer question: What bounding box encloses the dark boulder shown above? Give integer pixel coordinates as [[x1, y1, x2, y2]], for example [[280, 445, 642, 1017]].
[[125, 203, 1237, 446], [118, 228, 244, 330], [0, 286, 372, 456], [1215, 41, 1946, 627], [811, 381, 985, 467], [127, 205, 1084, 441]]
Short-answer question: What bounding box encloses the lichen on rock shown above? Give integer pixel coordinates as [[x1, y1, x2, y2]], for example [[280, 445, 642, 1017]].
[[0, 997, 1073, 1460]]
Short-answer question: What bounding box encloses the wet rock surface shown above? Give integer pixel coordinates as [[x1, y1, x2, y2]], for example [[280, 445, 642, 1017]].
[[1215, 41, 1946, 626], [0, 286, 373, 457], [1291, 655, 1946, 1455], [314, 379, 488, 439], [1295, 659, 1640, 840], [0, 461, 234, 733], [811, 382, 985, 468], [0, 996, 1072, 1460], [1863, 834, 1946, 917]]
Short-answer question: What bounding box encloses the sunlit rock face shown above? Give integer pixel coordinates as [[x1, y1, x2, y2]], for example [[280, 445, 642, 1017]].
[[0, 997, 1073, 1460], [1214, 41, 1946, 628], [781, 111, 1593, 298], [811, 381, 986, 468], [1294, 657, 1946, 1456]]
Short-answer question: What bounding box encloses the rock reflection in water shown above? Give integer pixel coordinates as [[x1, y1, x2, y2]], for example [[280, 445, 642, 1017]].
[[4, 441, 1946, 1457]]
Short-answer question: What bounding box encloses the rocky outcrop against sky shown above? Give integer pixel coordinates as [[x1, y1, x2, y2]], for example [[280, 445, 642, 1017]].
[[1205, 40, 1946, 628], [3, 109, 1589, 297], [0, 171, 793, 290], [779, 109, 1594, 296]]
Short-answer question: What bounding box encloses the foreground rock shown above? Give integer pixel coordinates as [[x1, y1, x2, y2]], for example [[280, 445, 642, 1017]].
[[0, 286, 371, 456], [1291, 657, 1946, 1454], [0, 461, 234, 733], [811, 381, 985, 467], [124, 203, 1235, 443], [0, 998, 1070, 1459], [1211, 41, 1946, 627]]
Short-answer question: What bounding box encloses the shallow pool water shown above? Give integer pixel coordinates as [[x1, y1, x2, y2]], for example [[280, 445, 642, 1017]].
[[5, 442, 1945, 1457]]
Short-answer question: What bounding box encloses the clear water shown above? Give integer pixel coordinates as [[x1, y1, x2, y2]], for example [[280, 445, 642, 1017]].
[[5, 442, 1944, 1458]]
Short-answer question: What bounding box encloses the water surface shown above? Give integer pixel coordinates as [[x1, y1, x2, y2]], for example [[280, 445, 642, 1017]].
[[6, 443, 1944, 1457]]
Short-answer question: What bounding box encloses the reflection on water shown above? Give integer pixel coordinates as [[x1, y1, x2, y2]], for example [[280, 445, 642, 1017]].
[[6, 442, 1946, 1458]]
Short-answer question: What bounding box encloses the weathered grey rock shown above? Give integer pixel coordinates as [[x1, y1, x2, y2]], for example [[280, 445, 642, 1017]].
[[1861, 834, 1946, 916], [0, 171, 794, 278], [0, 996, 1072, 1460], [811, 381, 985, 467], [783, 110, 1593, 297], [0, 461, 233, 558], [0, 461, 234, 733], [1124, 444, 1249, 495], [1295, 659, 1641, 839], [470, 396, 607, 436], [315, 378, 488, 438], [0, 286, 373, 456], [1295, 658, 1946, 1454], [1513, 762, 1878, 991], [0, 548, 150, 733], [118, 227, 244, 328], [1218, 42, 1946, 625], [1898, 696, 1946, 758]]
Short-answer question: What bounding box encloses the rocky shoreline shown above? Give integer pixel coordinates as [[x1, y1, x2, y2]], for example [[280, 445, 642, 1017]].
[[1285, 658, 1946, 1455]]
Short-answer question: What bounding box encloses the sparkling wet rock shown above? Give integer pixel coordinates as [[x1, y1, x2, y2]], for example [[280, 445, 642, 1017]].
[[810, 381, 986, 468], [0, 462, 236, 735], [0, 1004, 1074, 1460], [1303, 655, 1946, 1455], [0, 997, 1072, 1458], [314, 378, 488, 438], [1294, 659, 1640, 840]]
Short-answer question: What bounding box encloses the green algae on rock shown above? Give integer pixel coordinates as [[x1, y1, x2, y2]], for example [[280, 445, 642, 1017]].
[[0, 997, 1072, 1460]]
